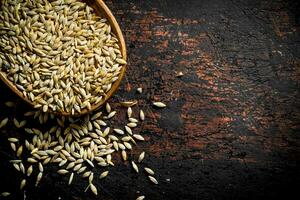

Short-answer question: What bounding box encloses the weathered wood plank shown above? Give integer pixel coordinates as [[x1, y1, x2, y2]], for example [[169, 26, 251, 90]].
[[0, 0, 299, 199]]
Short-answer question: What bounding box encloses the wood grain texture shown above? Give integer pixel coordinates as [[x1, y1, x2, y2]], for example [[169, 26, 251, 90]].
[[0, 0, 300, 199]]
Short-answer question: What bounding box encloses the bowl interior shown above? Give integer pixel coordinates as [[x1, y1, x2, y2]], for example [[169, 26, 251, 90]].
[[0, 0, 127, 116]]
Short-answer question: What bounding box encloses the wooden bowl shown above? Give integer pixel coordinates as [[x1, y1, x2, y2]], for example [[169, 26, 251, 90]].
[[0, 0, 127, 116]]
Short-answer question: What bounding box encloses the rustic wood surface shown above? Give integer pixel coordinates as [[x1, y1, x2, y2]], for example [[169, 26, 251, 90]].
[[0, 0, 300, 199]]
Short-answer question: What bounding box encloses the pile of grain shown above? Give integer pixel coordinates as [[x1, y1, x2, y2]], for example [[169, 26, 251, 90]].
[[0, 0, 126, 114], [0, 99, 165, 199]]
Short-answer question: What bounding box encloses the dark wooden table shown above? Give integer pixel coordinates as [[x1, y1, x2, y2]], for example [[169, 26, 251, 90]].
[[0, 0, 300, 199]]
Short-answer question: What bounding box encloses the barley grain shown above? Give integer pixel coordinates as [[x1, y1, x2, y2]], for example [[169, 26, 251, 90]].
[[13, 163, 20, 171], [89, 172, 94, 184], [153, 102, 166, 108], [114, 129, 124, 135], [20, 179, 26, 190], [121, 150, 127, 161], [19, 163, 25, 174], [58, 169, 69, 175], [73, 163, 82, 171], [127, 122, 137, 128], [148, 176, 158, 184], [0, 118, 9, 128], [0, 192, 10, 197], [138, 152, 145, 163], [77, 166, 87, 174], [124, 126, 133, 135], [105, 103, 111, 113], [68, 173, 74, 185], [127, 107, 132, 118], [16, 146, 23, 157], [99, 171, 109, 179], [90, 183, 98, 195], [106, 111, 116, 119], [36, 172, 43, 186], [8, 137, 19, 143], [27, 165, 33, 176], [131, 161, 139, 173], [136, 196, 145, 200], [133, 134, 145, 141], [144, 167, 155, 175], [119, 101, 138, 107], [39, 163, 44, 172], [82, 171, 91, 178], [139, 110, 145, 121]]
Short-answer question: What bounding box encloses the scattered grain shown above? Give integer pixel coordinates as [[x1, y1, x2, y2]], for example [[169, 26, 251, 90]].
[[153, 102, 166, 108], [136, 196, 145, 200], [144, 167, 155, 175], [99, 171, 109, 179], [0, 118, 9, 128], [138, 152, 145, 163], [20, 179, 26, 190], [68, 173, 74, 185], [90, 183, 98, 195], [148, 176, 158, 184], [0, 192, 10, 197], [131, 161, 139, 173]]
